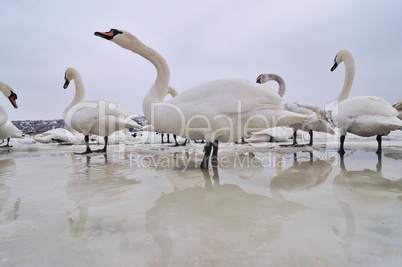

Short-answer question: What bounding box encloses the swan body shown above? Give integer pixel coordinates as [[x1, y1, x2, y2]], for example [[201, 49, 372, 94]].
[[0, 81, 18, 147], [247, 127, 290, 143], [330, 50, 402, 154], [95, 29, 310, 168], [0, 120, 23, 147], [256, 73, 334, 146], [95, 129, 134, 145], [63, 67, 140, 153], [34, 128, 80, 144], [392, 99, 402, 120], [0, 81, 18, 127]]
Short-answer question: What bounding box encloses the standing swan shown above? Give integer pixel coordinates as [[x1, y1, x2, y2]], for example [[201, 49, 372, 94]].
[[95, 29, 311, 168], [256, 73, 334, 146], [63, 67, 140, 154], [0, 81, 18, 127], [330, 50, 402, 155], [0, 82, 18, 147]]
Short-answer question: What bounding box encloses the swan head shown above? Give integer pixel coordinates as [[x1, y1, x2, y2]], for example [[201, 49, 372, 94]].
[[0, 81, 18, 109], [331, 50, 352, 72], [255, 73, 286, 97], [256, 74, 267, 84], [63, 67, 79, 89], [256, 73, 278, 84], [95, 29, 142, 51]]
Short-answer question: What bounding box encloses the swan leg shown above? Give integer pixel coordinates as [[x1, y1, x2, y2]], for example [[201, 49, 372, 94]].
[[0, 138, 12, 147], [173, 135, 187, 147], [280, 131, 299, 147], [339, 135, 346, 155], [308, 130, 313, 146], [376, 152, 382, 172], [167, 134, 170, 143], [173, 135, 179, 146], [161, 133, 164, 144], [75, 135, 93, 154], [200, 142, 213, 169], [93, 136, 108, 153], [376, 134, 382, 155], [211, 140, 219, 166]]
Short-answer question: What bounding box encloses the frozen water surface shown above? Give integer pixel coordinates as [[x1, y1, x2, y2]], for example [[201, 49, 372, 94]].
[[1, 131, 402, 266]]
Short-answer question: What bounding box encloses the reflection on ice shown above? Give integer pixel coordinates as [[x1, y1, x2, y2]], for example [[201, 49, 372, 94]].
[[333, 154, 402, 249], [0, 159, 20, 223], [2, 137, 402, 265], [271, 154, 335, 199], [66, 154, 140, 238], [146, 165, 308, 266]]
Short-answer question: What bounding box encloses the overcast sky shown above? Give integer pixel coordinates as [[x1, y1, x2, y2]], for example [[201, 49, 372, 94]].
[[1, 0, 402, 120]]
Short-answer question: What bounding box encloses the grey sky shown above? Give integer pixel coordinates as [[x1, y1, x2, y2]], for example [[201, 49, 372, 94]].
[[1, 0, 401, 120]]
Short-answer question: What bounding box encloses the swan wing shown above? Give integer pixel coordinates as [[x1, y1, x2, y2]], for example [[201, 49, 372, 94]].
[[334, 96, 398, 118], [286, 101, 330, 121], [65, 99, 138, 135], [333, 96, 402, 136], [168, 78, 283, 116]]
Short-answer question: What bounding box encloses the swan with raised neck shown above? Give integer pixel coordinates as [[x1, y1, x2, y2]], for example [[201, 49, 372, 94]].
[[95, 29, 312, 168], [331, 50, 355, 103], [63, 67, 140, 153], [330, 49, 402, 155], [95, 29, 169, 120]]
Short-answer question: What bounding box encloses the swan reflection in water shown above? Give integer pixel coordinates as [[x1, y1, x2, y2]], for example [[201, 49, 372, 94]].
[[270, 152, 335, 199], [66, 154, 140, 237], [0, 158, 21, 223], [332, 153, 402, 247], [145, 152, 308, 266]]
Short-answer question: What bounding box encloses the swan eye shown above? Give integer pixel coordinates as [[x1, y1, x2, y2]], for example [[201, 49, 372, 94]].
[[111, 29, 123, 35]]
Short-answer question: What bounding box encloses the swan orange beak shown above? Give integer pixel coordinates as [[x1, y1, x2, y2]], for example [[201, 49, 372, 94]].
[[95, 30, 115, 40], [8, 91, 18, 109], [94, 29, 122, 40]]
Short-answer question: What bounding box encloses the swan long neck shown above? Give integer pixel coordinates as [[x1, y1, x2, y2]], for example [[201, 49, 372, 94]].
[[141, 45, 170, 119], [116, 33, 170, 120], [71, 72, 85, 105], [337, 55, 355, 103], [271, 74, 286, 97], [64, 70, 85, 118]]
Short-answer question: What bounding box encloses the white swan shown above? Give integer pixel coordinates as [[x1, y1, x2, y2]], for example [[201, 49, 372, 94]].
[[63, 67, 140, 153], [0, 120, 23, 147], [95, 128, 134, 145], [34, 128, 80, 144], [330, 50, 402, 154], [256, 73, 335, 146], [0, 81, 18, 127], [246, 127, 291, 143], [392, 99, 402, 120], [95, 29, 312, 168], [0, 81, 18, 147]]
